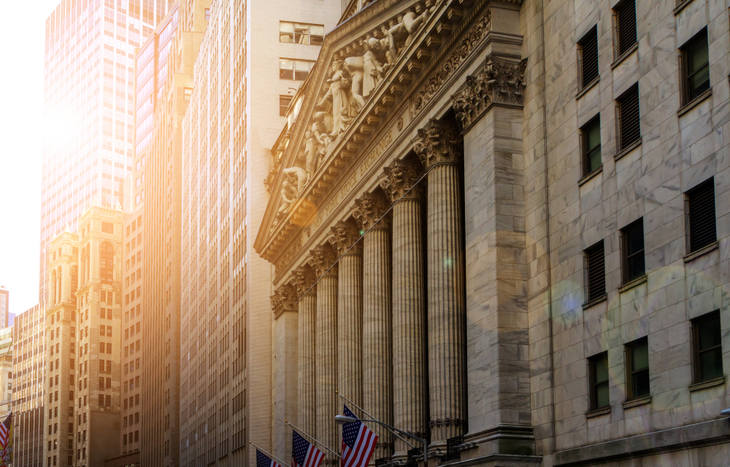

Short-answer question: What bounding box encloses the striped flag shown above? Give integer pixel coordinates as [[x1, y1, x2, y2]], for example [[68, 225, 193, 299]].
[[0, 412, 11, 465], [340, 405, 378, 467], [257, 449, 283, 467], [292, 430, 325, 467]]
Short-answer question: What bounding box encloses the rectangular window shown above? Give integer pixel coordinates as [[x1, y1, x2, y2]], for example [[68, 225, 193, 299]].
[[578, 26, 599, 90], [585, 241, 605, 303], [626, 337, 649, 400], [621, 219, 645, 283], [101, 222, 114, 234], [279, 95, 293, 117], [279, 58, 315, 81], [589, 352, 610, 410], [581, 116, 602, 175], [279, 21, 324, 45], [686, 179, 716, 253], [616, 84, 640, 151], [693, 311, 723, 383], [613, 0, 637, 59], [681, 29, 710, 104]]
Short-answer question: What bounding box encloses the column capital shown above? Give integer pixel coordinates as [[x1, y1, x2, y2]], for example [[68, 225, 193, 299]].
[[308, 243, 338, 277], [353, 192, 390, 231], [412, 119, 462, 169], [292, 264, 317, 296], [451, 56, 528, 130], [328, 220, 362, 256], [271, 283, 298, 318], [380, 159, 423, 202]]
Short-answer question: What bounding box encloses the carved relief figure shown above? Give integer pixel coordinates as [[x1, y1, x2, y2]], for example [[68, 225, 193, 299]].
[[362, 38, 384, 98], [283, 166, 309, 194], [344, 56, 365, 111], [316, 60, 352, 138], [277, 178, 297, 217], [303, 130, 319, 178], [385, 5, 433, 60], [312, 113, 332, 158]]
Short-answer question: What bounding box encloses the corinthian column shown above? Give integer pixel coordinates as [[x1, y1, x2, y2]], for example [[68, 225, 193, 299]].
[[308, 244, 339, 463], [353, 192, 392, 461], [293, 265, 317, 437], [271, 284, 299, 459], [379, 159, 427, 459], [329, 220, 363, 408], [413, 119, 466, 445]]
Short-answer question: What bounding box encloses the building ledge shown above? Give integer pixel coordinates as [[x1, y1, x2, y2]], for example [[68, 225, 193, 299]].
[[677, 89, 712, 118], [618, 275, 647, 294], [683, 241, 718, 263], [689, 376, 725, 392], [611, 43, 638, 70], [576, 77, 599, 100], [582, 294, 607, 311], [585, 406, 611, 419], [578, 165, 603, 187], [614, 139, 641, 161], [622, 395, 651, 410]]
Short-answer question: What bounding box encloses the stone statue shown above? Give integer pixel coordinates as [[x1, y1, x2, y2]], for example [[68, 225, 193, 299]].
[[344, 56, 365, 111], [283, 166, 309, 194], [316, 60, 352, 138], [312, 113, 332, 158], [385, 5, 434, 60], [277, 178, 297, 217], [303, 130, 320, 179], [362, 38, 384, 98]]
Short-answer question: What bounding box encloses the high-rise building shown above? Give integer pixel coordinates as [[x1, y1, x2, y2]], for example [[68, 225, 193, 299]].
[[0, 286, 9, 329], [12, 305, 46, 467], [39, 0, 174, 307], [179, 0, 343, 465], [0, 327, 13, 415], [43, 205, 124, 467]]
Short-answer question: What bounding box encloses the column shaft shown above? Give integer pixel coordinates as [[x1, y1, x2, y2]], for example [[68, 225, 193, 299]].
[[298, 292, 317, 436], [337, 253, 363, 406], [316, 273, 338, 462]]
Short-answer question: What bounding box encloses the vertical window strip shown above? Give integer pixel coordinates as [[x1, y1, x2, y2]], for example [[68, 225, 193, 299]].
[[618, 85, 640, 150], [616, 0, 637, 57], [688, 179, 716, 253], [586, 242, 606, 302]]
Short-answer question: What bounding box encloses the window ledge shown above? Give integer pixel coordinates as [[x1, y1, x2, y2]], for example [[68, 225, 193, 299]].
[[578, 165, 603, 186], [586, 406, 611, 419], [623, 395, 651, 410], [583, 294, 607, 310], [614, 139, 641, 161], [611, 43, 638, 70], [683, 241, 718, 263], [576, 77, 600, 100], [618, 275, 647, 293], [677, 89, 712, 118], [689, 376, 725, 392], [674, 0, 694, 15]]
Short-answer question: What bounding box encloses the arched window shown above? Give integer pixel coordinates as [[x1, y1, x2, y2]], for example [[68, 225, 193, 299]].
[[100, 242, 114, 284]]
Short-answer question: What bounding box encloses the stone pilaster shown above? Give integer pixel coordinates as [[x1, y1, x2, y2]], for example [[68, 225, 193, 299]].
[[308, 244, 339, 462], [329, 220, 363, 408], [413, 119, 467, 446], [271, 283, 299, 459], [353, 192, 393, 461], [379, 159, 428, 458], [293, 265, 317, 437]]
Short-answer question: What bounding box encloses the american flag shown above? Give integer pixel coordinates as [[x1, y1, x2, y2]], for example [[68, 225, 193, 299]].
[[340, 406, 378, 467], [257, 449, 283, 467], [0, 412, 11, 464], [292, 430, 325, 467]]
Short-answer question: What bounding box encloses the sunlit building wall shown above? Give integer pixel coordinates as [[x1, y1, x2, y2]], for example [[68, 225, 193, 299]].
[[0, 287, 9, 329], [12, 305, 46, 467], [179, 0, 343, 464], [39, 0, 175, 308], [0, 327, 13, 417]]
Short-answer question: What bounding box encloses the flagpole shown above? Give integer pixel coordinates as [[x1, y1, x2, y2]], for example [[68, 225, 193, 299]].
[[285, 420, 341, 458], [250, 441, 292, 467], [336, 391, 415, 449]]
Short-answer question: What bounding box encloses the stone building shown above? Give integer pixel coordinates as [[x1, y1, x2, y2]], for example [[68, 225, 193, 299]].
[[12, 304, 46, 467], [43, 205, 124, 467], [255, 0, 730, 466], [0, 327, 13, 417]]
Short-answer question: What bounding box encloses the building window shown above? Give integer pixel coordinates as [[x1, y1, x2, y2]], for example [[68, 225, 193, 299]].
[[279, 95, 293, 117], [616, 84, 640, 151], [101, 222, 114, 234], [589, 352, 610, 410], [680, 29, 710, 104], [578, 26, 599, 90], [279, 59, 315, 81], [581, 116, 602, 175], [279, 21, 325, 45], [613, 0, 637, 59], [205, 8, 210, 21], [100, 242, 114, 284], [692, 310, 723, 383], [626, 337, 649, 400], [621, 219, 645, 283], [686, 179, 716, 253], [585, 241, 605, 303]]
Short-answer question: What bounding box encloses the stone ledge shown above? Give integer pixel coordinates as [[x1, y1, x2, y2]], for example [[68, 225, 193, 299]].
[[689, 376, 725, 392], [614, 139, 641, 161], [585, 406, 611, 419], [674, 0, 695, 15], [582, 294, 607, 311], [578, 165, 602, 187], [618, 275, 646, 294], [576, 77, 599, 100], [677, 88, 712, 118], [622, 395, 651, 410], [683, 241, 718, 263], [554, 418, 730, 466], [610, 43, 638, 70]]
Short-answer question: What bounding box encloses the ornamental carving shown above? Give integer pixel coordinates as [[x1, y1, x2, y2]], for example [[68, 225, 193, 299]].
[[380, 158, 423, 202], [412, 119, 462, 169], [328, 220, 362, 256], [271, 283, 298, 317], [452, 55, 528, 129], [292, 264, 317, 296], [308, 243, 338, 277], [411, 9, 491, 114], [275, 235, 302, 279], [353, 192, 390, 231]]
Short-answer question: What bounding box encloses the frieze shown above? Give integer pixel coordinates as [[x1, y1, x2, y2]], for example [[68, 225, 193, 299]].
[[274, 234, 302, 280]]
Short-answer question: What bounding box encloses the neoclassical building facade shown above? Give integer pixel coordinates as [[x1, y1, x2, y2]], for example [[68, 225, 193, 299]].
[[255, 0, 730, 466]]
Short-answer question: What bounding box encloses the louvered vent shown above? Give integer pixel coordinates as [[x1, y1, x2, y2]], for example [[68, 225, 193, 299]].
[[619, 85, 640, 150], [617, 0, 637, 56], [586, 242, 605, 301], [580, 28, 599, 88], [688, 180, 717, 253]]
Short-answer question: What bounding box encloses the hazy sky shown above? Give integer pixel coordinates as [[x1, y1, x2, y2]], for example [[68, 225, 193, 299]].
[[0, 1, 61, 316]]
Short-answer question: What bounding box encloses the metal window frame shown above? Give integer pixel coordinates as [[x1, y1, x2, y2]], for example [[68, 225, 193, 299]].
[[679, 28, 710, 105], [692, 310, 723, 383], [589, 351, 610, 410], [625, 337, 649, 400]]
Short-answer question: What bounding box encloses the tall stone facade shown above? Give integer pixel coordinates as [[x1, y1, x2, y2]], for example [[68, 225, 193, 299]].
[[254, 0, 730, 466]]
